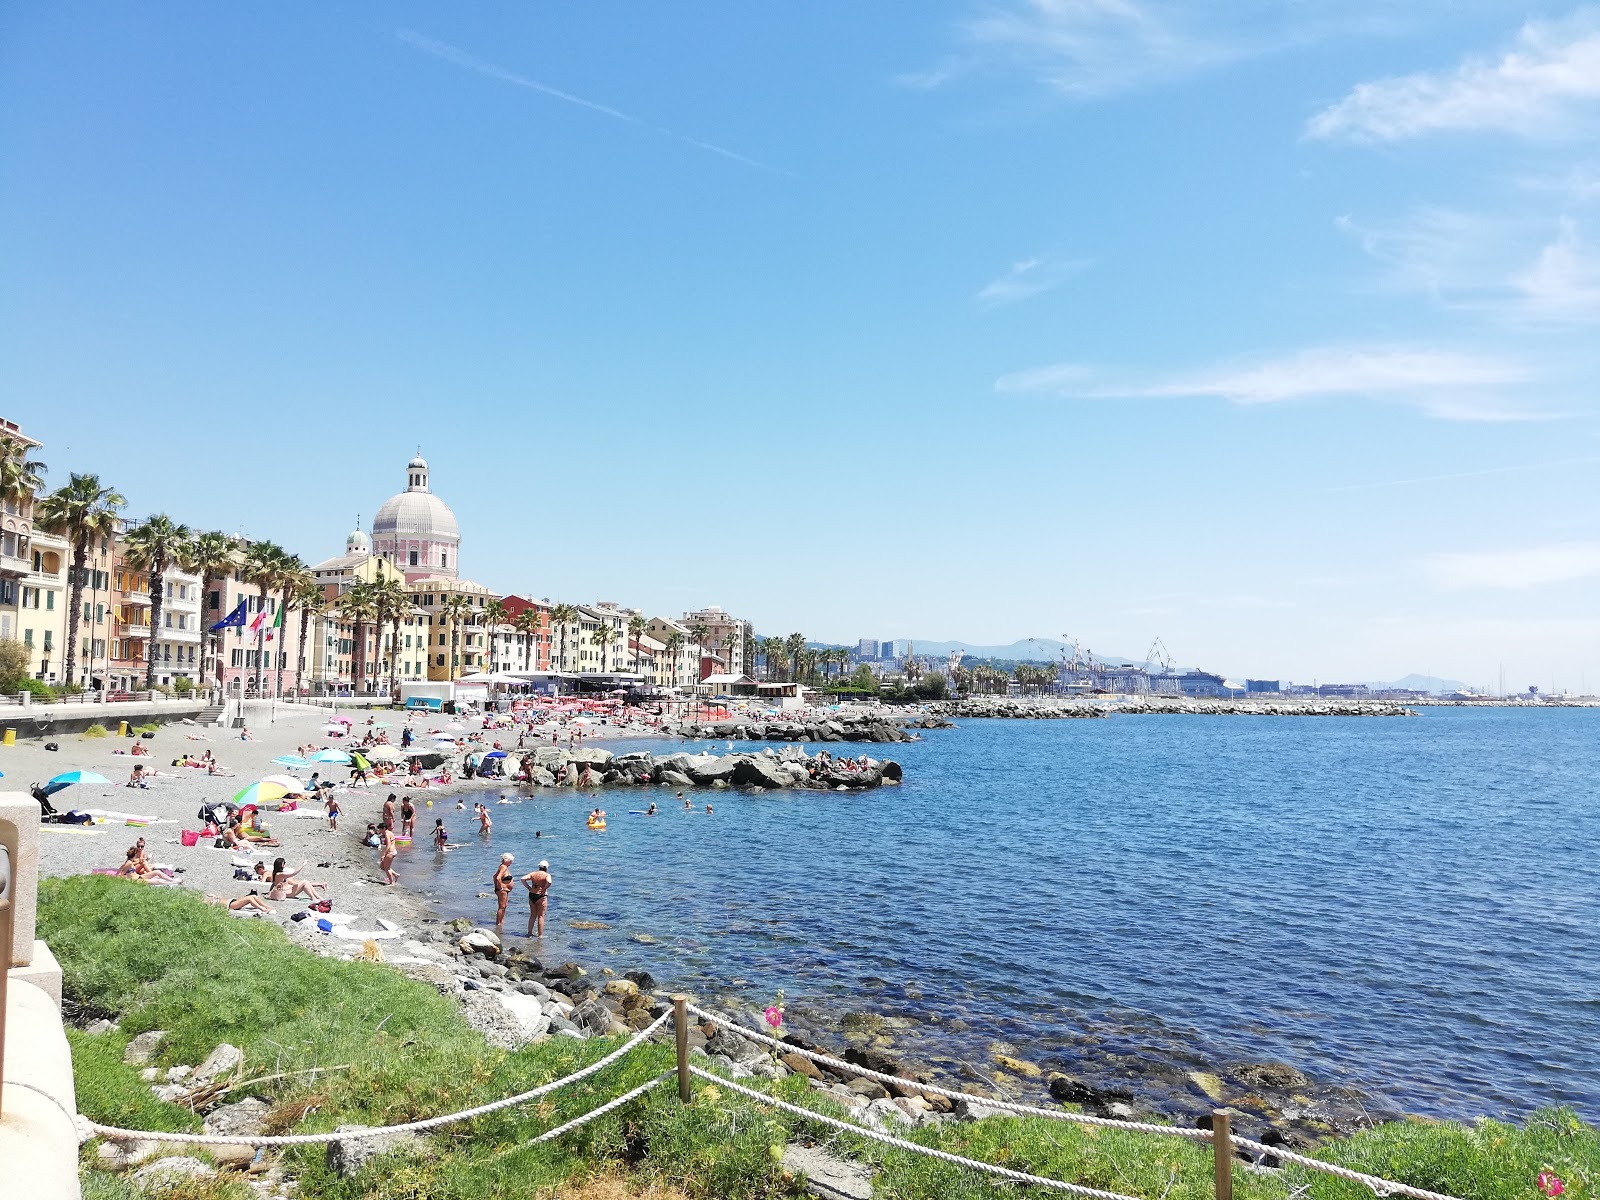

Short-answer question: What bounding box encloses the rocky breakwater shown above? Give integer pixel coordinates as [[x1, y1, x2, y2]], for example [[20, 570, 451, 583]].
[[1113, 699, 1416, 717], [514, 745, 902, 791], [663, 711, 951, 743], [931, 699, 1106, 719]]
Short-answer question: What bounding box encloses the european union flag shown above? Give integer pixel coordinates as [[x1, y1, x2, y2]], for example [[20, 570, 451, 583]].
[[210, 599, 248, 632]]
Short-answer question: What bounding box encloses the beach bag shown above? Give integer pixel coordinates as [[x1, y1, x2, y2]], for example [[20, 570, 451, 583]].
[[44, 742, 59, 751], [180, 830, 200, 847], [309, 899, 332, 913], [316, 918, 333, 933], [214, 837, 227, 848]]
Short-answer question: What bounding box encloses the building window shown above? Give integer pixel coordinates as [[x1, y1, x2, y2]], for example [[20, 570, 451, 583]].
[[436, 654, 445, 666], [408, 550, 418, 566]]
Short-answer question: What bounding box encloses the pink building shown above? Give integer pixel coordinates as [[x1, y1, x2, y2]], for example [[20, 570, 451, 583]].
[[372, 455, 461, 585], [202, 551, 301, 699]]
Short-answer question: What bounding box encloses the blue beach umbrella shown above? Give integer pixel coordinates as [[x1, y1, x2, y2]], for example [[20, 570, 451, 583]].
[[273, 755, 313, 769], [310, 749, 352, 765], [48, 770, 112, 786], [484, 750, 507, 759]]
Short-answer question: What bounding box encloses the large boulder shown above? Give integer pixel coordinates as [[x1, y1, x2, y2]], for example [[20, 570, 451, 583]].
[[459, 928, 502, 957], [685, 756, 737, 786], [123, 1030, 166, 1065], [570, 998, 614, 1038], [731, 756, 792, 789], [325, 1125, 425, 1178], [191, 1043, 244, 1086], [568, 747, 615, 768]]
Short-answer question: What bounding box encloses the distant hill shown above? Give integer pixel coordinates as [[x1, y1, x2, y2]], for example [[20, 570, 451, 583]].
[[1375, 673, 1470, 695]]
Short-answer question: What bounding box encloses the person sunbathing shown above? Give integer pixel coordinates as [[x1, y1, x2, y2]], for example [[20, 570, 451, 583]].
[[266, 857, 327, 902], [227, 815, 279, 848], [206, 893, 275, 915]]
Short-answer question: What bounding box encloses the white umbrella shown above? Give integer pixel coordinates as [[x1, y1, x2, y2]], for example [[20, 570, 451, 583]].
[[260, 773, 309, 795], [365, 746, 404, 763]]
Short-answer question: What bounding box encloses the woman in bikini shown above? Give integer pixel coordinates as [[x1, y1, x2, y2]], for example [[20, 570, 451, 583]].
[[492, 852, 515, 925], [267, 857, 328, 902], [522, 860, 552, 938], [377, 821, 399, 884]]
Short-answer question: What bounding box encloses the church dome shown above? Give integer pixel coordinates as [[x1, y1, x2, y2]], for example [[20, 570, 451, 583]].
[[346, 527, 371, 554], [372, 491, 459, 541]]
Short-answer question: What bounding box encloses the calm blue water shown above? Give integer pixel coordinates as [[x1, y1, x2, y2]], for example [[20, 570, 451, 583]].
[[394, 708, 1600, 1121]]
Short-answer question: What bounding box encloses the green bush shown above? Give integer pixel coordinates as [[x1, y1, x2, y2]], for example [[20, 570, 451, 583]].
[[133, 722, 160, 734], [0, 637, 30, 692], [82, 723, 109, 738], [16, 676, 55, 700], [173, 677, 194, 694]]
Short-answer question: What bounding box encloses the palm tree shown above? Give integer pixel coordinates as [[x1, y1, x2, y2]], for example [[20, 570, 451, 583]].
[[722, 631, 739, 678], [35, 473, 126, 688], [273, 558, 313, 698], [513, 607, 540, 672], [481, 598, 508, 672], [240, 541, 289, 695], [590, 621, 615, 674], [121, 515, 193, 690], [337, 579, 381, 693], [371, 574, 411, 697], [784, 633, 806, 683], [0, 435, 45, 509], [289, 576, 327, 698], [628, 614, 646, 675], [186, 531, 238, 698], [438, 593, 476, 681], [663, 629, 684, 688], [549, 603, 577, 673]]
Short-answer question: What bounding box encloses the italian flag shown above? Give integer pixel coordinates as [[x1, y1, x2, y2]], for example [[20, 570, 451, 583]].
[[265, 604, 283, 642]]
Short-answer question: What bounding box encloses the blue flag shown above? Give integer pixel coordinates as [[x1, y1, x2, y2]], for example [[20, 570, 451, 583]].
[[210, 599, 248, 632]]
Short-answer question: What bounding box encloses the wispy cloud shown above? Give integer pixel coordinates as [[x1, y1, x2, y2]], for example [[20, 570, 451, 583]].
[[1426, 541, 1600, 589], [1338, 207, 1600, 325], [1307, 11, 1600, 141], [996, 344, 1541, 420], [975, 255, 1089, 307], [396, 29, 791, 177]]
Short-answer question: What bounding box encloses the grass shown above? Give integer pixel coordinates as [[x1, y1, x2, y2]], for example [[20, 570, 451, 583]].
[[44, 876, 1599, 1200], [83, 723, 110, 738], [133, 723, 161, 734]]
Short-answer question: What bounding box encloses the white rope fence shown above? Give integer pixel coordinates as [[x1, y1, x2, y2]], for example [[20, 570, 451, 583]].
[[83, 1011, 670, 1147], [683, 1001, 1469, 1200], [693, 1065, 1143, 1200]]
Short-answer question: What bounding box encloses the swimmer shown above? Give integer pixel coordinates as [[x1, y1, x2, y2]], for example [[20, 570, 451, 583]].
[[680, 792, 691, 809], [645, 803, 657, 816], [705, 803, 713, 814]]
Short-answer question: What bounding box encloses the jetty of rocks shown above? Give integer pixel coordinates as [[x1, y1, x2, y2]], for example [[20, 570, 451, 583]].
[[931, 698, 1414, 719], [508, 745, 901, 791], [662, 712, 950, 743]]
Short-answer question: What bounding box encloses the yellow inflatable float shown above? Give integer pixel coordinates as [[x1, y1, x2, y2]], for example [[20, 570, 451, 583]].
[[586, 817, 607, 831]]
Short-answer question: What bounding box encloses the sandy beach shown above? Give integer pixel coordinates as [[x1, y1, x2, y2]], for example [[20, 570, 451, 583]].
[[9, 699, 667, 938]]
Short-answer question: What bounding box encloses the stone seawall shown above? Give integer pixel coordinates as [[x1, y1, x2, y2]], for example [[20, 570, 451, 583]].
[[501, 745, 901, 791], [930, 698, 1415, 718]]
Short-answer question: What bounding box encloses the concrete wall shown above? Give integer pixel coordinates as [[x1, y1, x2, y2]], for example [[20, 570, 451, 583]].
[[0, 698, 207, 740]]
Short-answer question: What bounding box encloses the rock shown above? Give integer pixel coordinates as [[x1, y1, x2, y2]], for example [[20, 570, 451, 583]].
[[325, 1124, 425, 1178], [732, 756, 792, 789], [624, 969, 656, 991], [1046, 1072, 1133, 1112], [397, 961, 461, 994], [208, 1143, 257, 1170], [140, 1068, 160, 1082], [994, 1053, 1043, 1079], [442, 917, 473, 934], [861, 1097, 913, 1130], [845, 1077, 889, 1100], [1104, 1102, 1138, 1120], [458, 929, 502, 957], [625, 1008, 658, 1032], [477, 961, 508, 979], [782, 1052, 822, 1079], [192, 1043, 244, 1086], [1233, 1062, 1309, 1090], [459, 990, 538, 1050], [602, 979, 639, 999], [685, 755, 737, 786], [546, 961, 586, 979], [204, 1097, 271, 1138], [1189, 1071, 1226, 1101], [493, 991, 548, 1039], [96, 1140, 160, 1171], [123, 1030, 167, 1065], [570, 998, 614, 1038], [133, 1157, 214, 1188], [84, 1019, 114, 1035], [165, 1065, 193, 1083], [658, 769, 694, 787]]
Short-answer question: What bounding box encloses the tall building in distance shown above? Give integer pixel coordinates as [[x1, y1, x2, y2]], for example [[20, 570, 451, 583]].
[[857, 638, 880, 660], [372, 455, 461, 584], [681, 606, 750, 677]]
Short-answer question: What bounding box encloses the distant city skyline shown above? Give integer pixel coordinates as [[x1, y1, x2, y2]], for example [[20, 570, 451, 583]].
[[4, 4, 1598, 686]]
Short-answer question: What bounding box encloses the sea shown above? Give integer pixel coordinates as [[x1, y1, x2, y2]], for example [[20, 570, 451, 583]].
[[392, 706, 1599, 1123]]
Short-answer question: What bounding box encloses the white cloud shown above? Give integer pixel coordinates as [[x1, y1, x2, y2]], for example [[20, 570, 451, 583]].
[[1308, 12, 1600, 141], [996, 344, 1540, 419], [975, 255, 1089, 306], [1426, 541, 1600, 589], [1514, 218, 1600, 319]]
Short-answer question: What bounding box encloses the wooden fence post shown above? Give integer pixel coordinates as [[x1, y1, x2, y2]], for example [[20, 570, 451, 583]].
[[673, 995, 691, 1103], [1212, 1108, 1233, 1200]]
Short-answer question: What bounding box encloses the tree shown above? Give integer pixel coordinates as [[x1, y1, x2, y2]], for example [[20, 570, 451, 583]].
[[240, 541, 289, 695], [289, 576, 327, 698], [590, 621, 616, 673], [784, 632, 806, 683], [628, 614, 646, 675], [35, 473, 126, 688], [742, 624, 757, 681], [372, 574, 411, 697], [121, 515, 193, 690], [513, 607, 540, 672], [481, 599, 508, 672], [550, 604, 578, 673], [439, 593, 476, 681], [0, 436, 45, 508], [722, 631, 739, 678], [663, 629, 684, 687], [337, 580, 381, 693], [273, 557, 312, 697], [850, 664, 878, 693], [186, 531, 238, 698], [0, 638, 32, 693]]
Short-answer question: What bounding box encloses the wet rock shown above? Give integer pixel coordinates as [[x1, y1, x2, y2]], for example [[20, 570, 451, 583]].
[[571, 998, 614, 1038], [123, 1030, 167, 1065], [442, 917, 474, 934], [994, 1053, 1043, 1079], [1046, 1072, 1133, 1112], [1233, 1062, 1309, 1090], [624, 969, 656, 991], [458, 929, 502, 957], [1189, 1071, 1226, 1101], [602, 979, 638, 999], [782, 1052, 823, 1079]]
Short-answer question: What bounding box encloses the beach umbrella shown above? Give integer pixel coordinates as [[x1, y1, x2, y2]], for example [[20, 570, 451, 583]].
[[484, 750, 508, 759], [430, 733, 456, 742], [260, 774, 309, 795], [48, 770, 112, 786], [373, 721, 391, 728], [403, 747, 435, 756], [232, 780, 293, 806], [310, 749, 352, 764], [365, 746, 404, 763], [272, 755, 313, 769], [331, 716, 353, 725], [351, 752, 372, 771]]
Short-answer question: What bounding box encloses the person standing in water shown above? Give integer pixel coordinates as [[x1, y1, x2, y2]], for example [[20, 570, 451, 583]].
[[522, 859, 552, 938], [492, 852, 515, 926]]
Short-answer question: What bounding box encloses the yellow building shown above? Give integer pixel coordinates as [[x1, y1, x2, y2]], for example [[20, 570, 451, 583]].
[[410, 575, 497, 681], [0, 419, 70, 685], [309, 528, 424, 695]]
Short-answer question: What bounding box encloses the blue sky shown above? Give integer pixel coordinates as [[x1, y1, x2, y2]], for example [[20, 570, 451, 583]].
[[4, 2, 1599, 689]]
